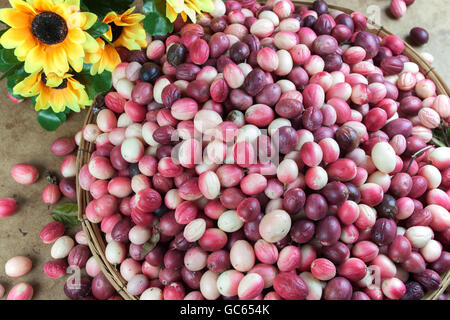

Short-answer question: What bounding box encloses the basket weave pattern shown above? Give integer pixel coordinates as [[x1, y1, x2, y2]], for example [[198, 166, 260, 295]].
[[76, 1, 450, 300]]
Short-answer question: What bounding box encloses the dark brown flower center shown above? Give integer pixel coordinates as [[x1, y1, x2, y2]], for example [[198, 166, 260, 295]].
[[41, 73, 68, 89], [32, 12, 68, 45], [111, 23, 123, 42]]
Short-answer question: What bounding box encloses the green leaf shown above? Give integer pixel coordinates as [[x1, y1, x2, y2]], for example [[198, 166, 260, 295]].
[[140, 218, 161, 259], [6, 75, 25, 99], [143, 12, 173, 37], [0, 48, 17, 64], [142, 0, 156, 14], [87, 21, 109, 39], [80, 0, 90, 12], [0, 29, 8, 49], [52, 203, 80, 227], [5, 65, 27, 99], [142, 0, 173, 36], [1, 62, 22, 81], [142, 0, 166, 15], [82, 0, 134, 17], [37, 109, 67, 131], [76, 67, 112, 99], [0, 47, 25, 90], [140, 233, 161, 259], [0, 48, 21, 74], [431, 124, 450, 147]]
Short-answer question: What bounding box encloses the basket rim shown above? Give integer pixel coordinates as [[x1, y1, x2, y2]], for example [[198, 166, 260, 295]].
[[76, 0, 450, 301]]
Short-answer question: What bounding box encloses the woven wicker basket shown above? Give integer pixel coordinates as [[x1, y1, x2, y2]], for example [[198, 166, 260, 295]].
[[77, 0, 450, 300]]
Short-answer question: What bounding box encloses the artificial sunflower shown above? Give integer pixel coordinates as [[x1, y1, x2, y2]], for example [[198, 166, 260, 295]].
[[166, 0, 214, 23], [13, 71, 91, 113], [0, 0, 98, 76], [85, 38, 121, 75], [103, 7, 147, 51]]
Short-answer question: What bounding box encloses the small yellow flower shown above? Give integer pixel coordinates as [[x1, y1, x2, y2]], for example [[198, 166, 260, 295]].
[[13, 71, 91, 113], [85, 38, 121, 75], [0, 0, 99, 76], [166, 0, 214, 23], [103, 7, 147, 51]]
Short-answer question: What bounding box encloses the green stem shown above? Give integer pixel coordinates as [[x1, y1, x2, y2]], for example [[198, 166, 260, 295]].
[[441, 124, 449, 147], [431, 137, 446, 148], [101, 35, 113, 45], [406, 145, 434, 173], [0, 62, 23, 81]]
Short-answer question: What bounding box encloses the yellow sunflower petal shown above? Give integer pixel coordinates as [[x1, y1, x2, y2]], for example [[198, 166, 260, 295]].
[[61, 89, 79, 112], [55, 51, 70, 75], [69, 78, 85, 90], [66, 11, 82, 28], [180, 11, 188, 22], [103, 25, 113, 41], [103, 11, 118, 24], [45, 73, 64, 88], [185, 0, 201, 14], [67, 103, 81, 112], [80, 11, 97, 29], [82, 33, 99, 53], [37, 87, 51, 109], [9, 0, 36, 14], [121, 7, 136, 17], [166, 4, 179, 23], [114, 18, 137, 26], [46, 45, 69, 75], [89, 61, 99, 75], [13, 72, 41, 97], [85, 38, 103, 67], [102, 44, 121, 71], [67, 10, 96, 29], [31, 0, 54, 12], [121, 25, 146, 41], [35, 95, 48, 111], [90, 52, 105, 75], [64, 42, 84, 73], [62, 87, 81, 112], [68, 28, 86, 44], [68, 56, 84, 73], [65, 0, 80, 8], [14, 39, 36, 60], [85, 52, 100, 66], [48, 91, 63, 112], [24, 45, 46, 74], [0, 8, 33, 28], [0, 27, 28, 48], [31, 70, 92, 114], [53, 6, 70, 20], [120, 13, 145, 25], [64, 41, 84, 60], [72, 85, 91, 108], [183, 5, 197, 23], [167, 0, 186, 13], [137, 38, 148, 48], [114, 36, 141, 51], [66, 95, 82, 112], [66, 5, 79, 16], [192, 0, 215, 12], [85, 52, 101, 65], [86, 41, 102, 74], [96, 37, 106, 50], [50, 103, 65, 113]]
